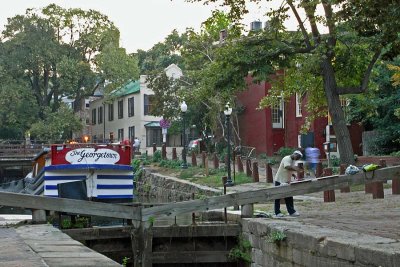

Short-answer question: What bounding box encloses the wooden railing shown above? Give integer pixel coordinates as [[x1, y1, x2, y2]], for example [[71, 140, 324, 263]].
[[1, 165, 399, 222], [0, 143, 44, 158]]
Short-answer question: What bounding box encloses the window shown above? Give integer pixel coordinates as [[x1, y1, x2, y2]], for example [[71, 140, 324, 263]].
[[272, 97, 284, 128], [108, 103, 114, 121], [144, 94, 155, 115], [118, 100, 124, 119], [98, 106, 103, 124], [128, 126, 135, 142], [91, 109, 96, 125], [146, 128, 162, 146], [128, 97, 135, 117], [295, 93, 302, 117], [118, 128, 124, 141]]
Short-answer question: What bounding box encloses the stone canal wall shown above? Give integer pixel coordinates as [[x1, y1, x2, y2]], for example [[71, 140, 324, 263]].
[[137, 168, 221, 201], [137, 169, 400, 267], [242, 218, 400, 267]]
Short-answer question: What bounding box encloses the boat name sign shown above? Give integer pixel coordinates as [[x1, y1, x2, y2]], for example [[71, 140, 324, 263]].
[[66, 148, 120, 164]]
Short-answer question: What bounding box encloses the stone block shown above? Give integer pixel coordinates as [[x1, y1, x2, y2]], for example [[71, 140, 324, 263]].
[[355, 244, 400, 267], [317, 238, 355, 262], [252, 248, 264, 265]]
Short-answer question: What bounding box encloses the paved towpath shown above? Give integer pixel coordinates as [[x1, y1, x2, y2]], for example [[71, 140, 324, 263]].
[[0, 225, 120, 267]]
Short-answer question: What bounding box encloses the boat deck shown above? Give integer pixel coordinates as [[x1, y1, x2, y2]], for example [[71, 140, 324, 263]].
[[0, 224, 119, 267]]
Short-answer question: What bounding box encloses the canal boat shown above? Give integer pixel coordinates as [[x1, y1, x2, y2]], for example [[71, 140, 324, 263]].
[[24, 143, 134, 202]]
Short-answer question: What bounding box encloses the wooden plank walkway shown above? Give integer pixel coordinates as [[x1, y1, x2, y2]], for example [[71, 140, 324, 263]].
[[2, 225, 120, 267]]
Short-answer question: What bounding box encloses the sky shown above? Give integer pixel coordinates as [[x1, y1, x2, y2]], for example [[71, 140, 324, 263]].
[[0, 0, 278, 53]]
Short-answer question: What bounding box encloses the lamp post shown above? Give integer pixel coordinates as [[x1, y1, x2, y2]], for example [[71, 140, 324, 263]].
[[181, 101, 188, 169], [224, 102, 234, 186]]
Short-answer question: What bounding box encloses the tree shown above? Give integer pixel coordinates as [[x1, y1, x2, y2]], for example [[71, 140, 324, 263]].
[[0, 4, 139, 138], [348, 57, 400, 154], [30, 104, 82, 142], [146, 11, 244, 146], [186, 0, 400, 164]]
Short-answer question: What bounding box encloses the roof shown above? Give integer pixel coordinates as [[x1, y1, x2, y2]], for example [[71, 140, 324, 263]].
[[144, 121, 160, 128], [111, 80, 140, 97]]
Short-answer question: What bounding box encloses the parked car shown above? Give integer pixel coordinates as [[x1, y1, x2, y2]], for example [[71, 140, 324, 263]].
[[187, 135, 215, 152], [188, 138, 202, 151]]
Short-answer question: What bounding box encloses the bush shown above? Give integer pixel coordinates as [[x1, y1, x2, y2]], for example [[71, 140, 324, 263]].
[[152, 150, 162, 162], [159, 159, 182, 169], [277, 147, 296, 157], [330, 155, 340, 167], [390, 151, 400, 157]]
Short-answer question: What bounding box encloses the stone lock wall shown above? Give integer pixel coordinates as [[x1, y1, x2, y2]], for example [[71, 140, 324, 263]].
[[136, 168, 221, 201], [242, 218, 400, 267]]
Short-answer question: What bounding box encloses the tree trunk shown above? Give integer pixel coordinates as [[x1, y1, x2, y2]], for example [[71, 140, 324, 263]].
[[321, 59, 355, 165]]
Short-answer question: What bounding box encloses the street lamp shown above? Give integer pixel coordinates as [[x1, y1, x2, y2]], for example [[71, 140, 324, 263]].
[[224, 102, 234, 186], [181, 101, 188, 169]]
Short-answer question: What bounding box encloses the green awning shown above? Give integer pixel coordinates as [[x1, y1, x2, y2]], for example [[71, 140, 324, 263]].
[[144, 121, 160, 128]]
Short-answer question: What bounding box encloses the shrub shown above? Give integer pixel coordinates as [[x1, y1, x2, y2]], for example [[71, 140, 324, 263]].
[[267, 230, 287, 243], [277, 147, 296, 157], [152, 150, 162, 162]]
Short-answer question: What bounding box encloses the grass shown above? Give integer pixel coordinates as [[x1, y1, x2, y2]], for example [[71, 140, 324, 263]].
[[180, 166, 253, 188]]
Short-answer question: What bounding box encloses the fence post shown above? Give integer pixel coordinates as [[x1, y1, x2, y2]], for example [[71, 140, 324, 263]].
[[246, 158, 252, 177], [213, 153, 219, 169], [172, 148, 177, 160], [241, 204, 253, 218], [161, 144, 167, 159], [31, 209, 46, 224], [340, 164, 350, 193], [237, 156, 244, 172], [152, 143, 156, 154], [297, 162, 304, 180], [323, 168, 335, 202], [202, 152, 207, 167], [222, 176, 228, 223], [252, 161, 259, 182], [266, 163, 273, 183], [316, 162, 323, 178], [371, 160, 385, 199], [191, 151, 197, 167]]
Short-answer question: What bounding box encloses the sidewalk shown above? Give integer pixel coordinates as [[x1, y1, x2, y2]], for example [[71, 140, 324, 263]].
[[0, 227, 48, 267]]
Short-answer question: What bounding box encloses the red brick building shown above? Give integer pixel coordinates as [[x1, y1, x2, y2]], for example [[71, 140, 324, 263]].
[[237, 74, 363, 157]]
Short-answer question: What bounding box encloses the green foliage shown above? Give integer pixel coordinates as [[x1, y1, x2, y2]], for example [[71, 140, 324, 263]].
[[267, 230, 287, 244], [159, 159, 182, 169], [148, 216, 155, 226], [390, 151, 400, 157], [229, 235, 252, 263], [0, 4, 138, 139], [152, 151, 162, 162], [29, 105, 82, 141], [329, 155, 341, 167], [122, 257, 130, 267], [61, 216, 90, 229], [348, 58, 400, 154], [132, 159, 141, 172], [277, 147, 296, 158], [259, 154, 279, 165]]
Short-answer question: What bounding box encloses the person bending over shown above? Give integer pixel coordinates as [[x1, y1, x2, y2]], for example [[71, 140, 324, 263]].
[[274, 150, 303, 217]]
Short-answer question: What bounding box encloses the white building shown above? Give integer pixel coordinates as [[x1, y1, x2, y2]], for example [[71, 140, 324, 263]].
[[88, 64, 183, 148]]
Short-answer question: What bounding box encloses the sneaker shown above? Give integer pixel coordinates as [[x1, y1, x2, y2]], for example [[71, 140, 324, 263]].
[[275, 213, 285, 218], [290, 211, 300, 217]]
